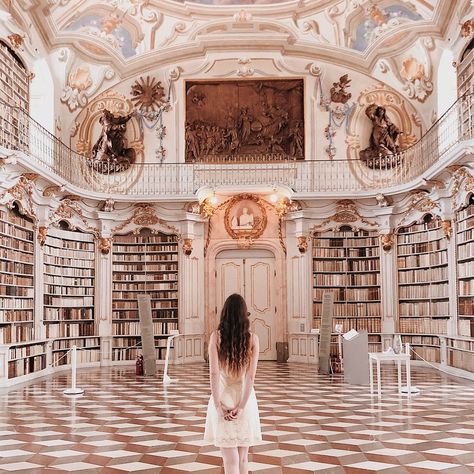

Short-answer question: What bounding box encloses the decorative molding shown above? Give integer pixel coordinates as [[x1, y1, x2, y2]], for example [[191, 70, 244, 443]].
[[312, 200, 378, 230], [0, 173, 38, 222], [98, 236, 112, 255], [42, 185, 65, 198], [398, 191, 440, 225], [297, 235, 308, 253], [182, 238, 193, 256], [37, 225, 47, 246], [460, 19, 474, 37], [441, 219, 452, 240], [112, 204, 180, 236], [49, 198, 99, 236], [380, 233, 394, 252]]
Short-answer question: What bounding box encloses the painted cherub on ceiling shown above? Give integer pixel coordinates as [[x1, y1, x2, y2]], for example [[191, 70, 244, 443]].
[[62, 7, 143, 59], [348, 1, 424, 52]]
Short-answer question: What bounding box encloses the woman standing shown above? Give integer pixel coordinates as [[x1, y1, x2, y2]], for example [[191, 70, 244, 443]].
[[204, 293, 261, 474]]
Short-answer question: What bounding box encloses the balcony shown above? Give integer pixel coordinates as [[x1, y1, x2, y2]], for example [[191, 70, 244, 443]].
[[1, 94, 473, 200]]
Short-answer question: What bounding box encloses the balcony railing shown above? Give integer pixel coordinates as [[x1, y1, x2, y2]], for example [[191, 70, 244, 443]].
[[0, 94, 473, 197]]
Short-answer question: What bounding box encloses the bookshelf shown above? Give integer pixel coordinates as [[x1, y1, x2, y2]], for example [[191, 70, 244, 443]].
[[112, 230, 179, 362], [456, 196, 474, 337], [457, 39, 474, 98], [312, 228, 382, 348], [4, 340, 48, 380], [0, 206, 35, 345], [397, 216, 449, 335], [0, 40, 29, 111], [43, 228, 96, 342]]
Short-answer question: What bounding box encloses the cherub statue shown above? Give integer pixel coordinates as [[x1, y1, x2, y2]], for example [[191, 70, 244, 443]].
[[360, 104, 402, 166], [89, 110, 136, 173], [330, 74, 352, 104]]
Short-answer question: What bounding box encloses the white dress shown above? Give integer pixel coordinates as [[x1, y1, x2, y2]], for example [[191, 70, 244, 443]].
[[203, 367, 262, 448]]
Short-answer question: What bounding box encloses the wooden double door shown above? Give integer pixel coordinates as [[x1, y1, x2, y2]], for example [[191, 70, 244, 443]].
[[216, 251, 277, 360]]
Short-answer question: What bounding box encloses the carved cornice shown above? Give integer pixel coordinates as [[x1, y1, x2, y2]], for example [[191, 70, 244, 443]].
[[312, 200, 378, 231], [112, 204, 180, 236], [0, 173, 38, 222], [49, 199, 99, 236]]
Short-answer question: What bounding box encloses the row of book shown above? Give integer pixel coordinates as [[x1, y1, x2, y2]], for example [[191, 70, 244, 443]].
[[397, 229, 444, 244], [53, 349, 100, 366], [0, 324, 34, 345], [0, 285, 33, 297], [45, 322, 96, 338], [52, 337, 100, 350], [0, 298, 33, 310], [0, 223, 33, 241], [112, 300, 177, 310], [114, 320, 179, 336], [44, 265, 94, 277], [409, 345, 440, 363], [44, 307, 94, 321], [44, 246, 94, 260], [0, 309, 33, 322], [0, 248, 34, 264], [113, 291, 177, 300], [8, 356, 46, 379], [112, 309, 178, 319], [44, 255, 94, 268], [459, 280, 474, 295], [458, 241, 474, 260], [114, 273, 178, 282], [457, 261, 474, 278], [312, 287, 380, 301], [398, 267, 448, 283], [312, 247, 379, 258], [399, 283, 449, 299], [313, 302, 380, 317], [397, 252, 448, 268], [113, 282, 177, 291], [113, 255, 178, 263], [399, 301, 449, 316], [0, 235, 33, 252], [401, 335, 439, 346], [113, 244, 177, 253], [0, 274, 32, 286], [313, 273, 380, 286], [113, 263, 177, 272], [398, 220, 441, 234], [459, 299, 474, 316], [44, 296, 94, 307], [44, 286, 94, 296], [447, 349, 474, 372], [9, 343, 45, 360], [397, 241, 446, 255], [44, 276, 94, 287], [0, 260, 33, 275], [313, 260, 380, 272], [0, 209, 32, 228], [399, 317, 448, 334], [312, 317, 381, 333], [113, 235, 177, 244], [45, 236, 94, 251], [457, 228, 474, 243]]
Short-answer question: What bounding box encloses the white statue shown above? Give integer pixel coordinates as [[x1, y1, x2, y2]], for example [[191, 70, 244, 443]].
[[238, 207, 254, 228]]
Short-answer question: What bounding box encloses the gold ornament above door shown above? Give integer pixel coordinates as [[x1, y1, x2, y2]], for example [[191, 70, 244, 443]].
[[224, 194, 267, 246]]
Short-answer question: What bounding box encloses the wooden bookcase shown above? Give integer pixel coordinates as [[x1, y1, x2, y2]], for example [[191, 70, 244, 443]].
[[112, 231, 179, 362], [312, 228, 382, 351], [456, 197, 474, 337], [0, 206, 35, 345], [458, 39, 474, 98], [43, 228, 97, 365], [397, 216, 449, 335], [0, 40, 29, 111]]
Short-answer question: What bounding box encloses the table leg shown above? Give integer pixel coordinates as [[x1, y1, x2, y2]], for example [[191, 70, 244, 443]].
[[397, 360, 401, 394], [377, 360, 381, 399], [369, 357, 374, 395], [406, 358, 411, 398]]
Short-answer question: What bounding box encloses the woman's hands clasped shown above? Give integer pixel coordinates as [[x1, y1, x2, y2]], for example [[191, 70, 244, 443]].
[[219, 403, 242, 421]]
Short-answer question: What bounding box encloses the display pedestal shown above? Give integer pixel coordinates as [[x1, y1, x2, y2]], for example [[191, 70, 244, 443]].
[[343, 331, 369, 385]]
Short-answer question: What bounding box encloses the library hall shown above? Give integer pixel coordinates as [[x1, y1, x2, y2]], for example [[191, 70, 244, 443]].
[[0, 0, 474, 473]]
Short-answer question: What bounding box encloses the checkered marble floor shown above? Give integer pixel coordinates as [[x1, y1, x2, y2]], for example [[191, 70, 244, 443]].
[[1, 363, 474, 473]]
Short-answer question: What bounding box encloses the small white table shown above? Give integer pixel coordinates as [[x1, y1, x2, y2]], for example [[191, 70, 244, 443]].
[[368, 350, 411, 398]]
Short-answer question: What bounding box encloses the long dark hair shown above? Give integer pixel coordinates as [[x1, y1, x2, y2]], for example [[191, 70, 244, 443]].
[[217, 293, 251, 376]]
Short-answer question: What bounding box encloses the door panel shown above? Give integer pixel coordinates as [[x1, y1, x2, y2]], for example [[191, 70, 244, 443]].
[[216, 256, 276, 360]]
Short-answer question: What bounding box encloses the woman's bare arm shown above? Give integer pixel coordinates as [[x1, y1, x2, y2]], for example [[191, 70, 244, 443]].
[[235, 334, 259, 414], [208, 331, 221, 410]]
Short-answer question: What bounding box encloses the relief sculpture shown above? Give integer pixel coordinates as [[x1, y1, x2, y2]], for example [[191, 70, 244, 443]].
[[185, 80, 304, 162], [88, 110, 136, 173]]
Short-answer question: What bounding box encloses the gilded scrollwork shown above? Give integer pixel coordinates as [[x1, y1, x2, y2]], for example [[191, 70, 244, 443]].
[[441, 220, 452, 240], [37, 225, 48, 246], [0, 173, 38, 221], [182, 238, 193, 256], [380, 233, 394, 252], [98, 236, 113, 255], [313, 200, 378, 230], [297, 235, 308, 253]]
